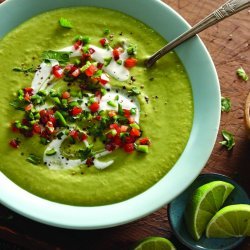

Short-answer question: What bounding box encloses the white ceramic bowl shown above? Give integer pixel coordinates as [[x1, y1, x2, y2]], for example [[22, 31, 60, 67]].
[[0, 0, 220, 229]]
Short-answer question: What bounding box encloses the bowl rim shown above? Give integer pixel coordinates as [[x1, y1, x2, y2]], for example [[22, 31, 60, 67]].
[[0, 0, 221, 229]]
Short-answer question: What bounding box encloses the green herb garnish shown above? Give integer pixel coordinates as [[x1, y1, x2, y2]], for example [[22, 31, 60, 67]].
[[41, 50, 72, 65], [220, 130, 235, 150], [236, 67, 248, 81], [78, 145, 94, 160], [128, 87, 141, 96], [26, 154, 42, 165], [104, 57, 112, 67], [221, 97, 231, 112], [45, 148, 57, 156], [127, 44, 137, 55], [59, 17, 73, 29], [13, 66, 36, 74], [104, 28, 110, 35]]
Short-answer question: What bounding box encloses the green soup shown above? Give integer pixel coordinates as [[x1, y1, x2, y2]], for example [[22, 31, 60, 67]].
[[0, 7, 193, 206]]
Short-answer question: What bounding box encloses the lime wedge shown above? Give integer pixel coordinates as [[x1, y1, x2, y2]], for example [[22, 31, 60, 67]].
[[134, 237, 176, 250], [185, 181, 235, 240], [206, 204, 250, 238]]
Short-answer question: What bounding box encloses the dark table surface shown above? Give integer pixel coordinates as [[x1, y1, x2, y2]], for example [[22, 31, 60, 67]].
[[0, 0, 250, 249]]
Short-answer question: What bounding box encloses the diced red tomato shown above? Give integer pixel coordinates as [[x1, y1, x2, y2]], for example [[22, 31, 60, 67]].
[[24, 92, 31, 102], [123, 109, 131, 118], [25, 104, 33, 111], [120, 125, 128, 132], [81, 133, 88, 141], [128, 116, 135, 124], [69, 130, 79, 140], [99, 73, 109, 85], [71, 68, 81, 77], [139, 137, 151, 145], [114, 135, 122, 146], [125, 136, 136, 143], [24, 87, 33, 94], [9, 139, 20, 148], [124, 58, 137, 68], [130, 128, 141, 137], [99, 38, 108, 47], [52, 65, 64, 78], [89, 48, 95, 54], [105, 143, 116, 152], [110, 123, 120, 131], [85, 65, 97, 77], [89, 102, 99, 113], [124, 143, 134, 153], [73, 40, 82, 50], [71, 106, 83, 116], [33, 123, 41, 134], [62, 91, 71, 99], [112, 48, 120, 61]]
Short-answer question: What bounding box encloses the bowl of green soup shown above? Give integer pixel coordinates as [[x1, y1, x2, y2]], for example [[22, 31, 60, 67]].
[[0, 0, 220, 229]]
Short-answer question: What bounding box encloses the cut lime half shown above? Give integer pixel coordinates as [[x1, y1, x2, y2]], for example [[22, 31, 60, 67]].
[[206, 204, 250, 238], [134, 236, 176, 250], [185, 181, 234, 240]]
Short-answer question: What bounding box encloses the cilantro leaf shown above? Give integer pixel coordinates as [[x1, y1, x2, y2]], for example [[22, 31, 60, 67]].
[[41, 50, 71, 65], [236, 67, 248, 81], [26, 154, 42, 165], [219, 130, 235, 150], [78, 145, 94, 160], [221, 97, 231, 112], [128, 87, 141, 96], [13, 66, 36, 74], [59, 17, 73, 29]]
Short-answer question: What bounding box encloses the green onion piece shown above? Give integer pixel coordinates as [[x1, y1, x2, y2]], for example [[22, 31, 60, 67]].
[[52, 97, 61, 105], [130, 108, 136, 115], [104, 57, 112, 67], [55, 111, 67, 127], [46, 148, 57, 156], [107, 100, 117, 107], [118, 103, 124, 115], [26, 154, 42, 165], [37, 90, 47, 96], [59, 17, 73, 29], [116, 60, 122, 65], [80, 61, 91, 72], [104, 28, 110, 35], [101, 88, 107, 96], [130, 123, 140, 129], [115, 95, 119, 101], [136, 145, 149, 153], [106, 129, 117, 136]]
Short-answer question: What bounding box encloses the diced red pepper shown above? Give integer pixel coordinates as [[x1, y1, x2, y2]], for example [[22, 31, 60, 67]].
[[89, 48, 95, 54], [123, 109, 131, 118], [128, 116, 135, 124], [24, 92, 31, 102], [25, 104, 33, 111], [114, 135, 122, 146], [85, 65, 97, 77], [33, 123, 42, 134], [124, 143, 134, 153], [69, 130, 79, 140], [71, 106, 83, 116], [95, 115, 102, 121], [97, 63, 104, 69], [139, 137, 151, 145], [89, 102, 99, 113], [62, 91, 71, 99], [112, 48, 120, 61], [45, 121, 54, 134], [81, 133, 88, 141], [125, 136, 136, 143], [9, 139, 20, 148], [52, 65, 64, 78], [110, 123, 120, 131], [130, 128, 141, 137], [99, 38, 108, 47], [124, 58, 137, 68]]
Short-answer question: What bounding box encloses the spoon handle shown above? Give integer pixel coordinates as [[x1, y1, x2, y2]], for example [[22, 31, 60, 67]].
[[146, 0, 250, 68]]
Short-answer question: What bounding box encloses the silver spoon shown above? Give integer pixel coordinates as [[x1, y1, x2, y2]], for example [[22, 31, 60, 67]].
[[145, 0, 250, 68]]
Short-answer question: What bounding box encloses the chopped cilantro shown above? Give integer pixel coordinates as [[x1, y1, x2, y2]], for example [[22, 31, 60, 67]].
[[236, 67, 248, 81], [78, 145, 94, 160], [59, 17, 73, 29], [13, 66, 36, 74], [220, 130, 235, 150], [41, 50, 72, 65], [26, 154, 42, 165], [127, 44, 137, 55], [128, 87, 141, 96], [221, 97, 231, 112]]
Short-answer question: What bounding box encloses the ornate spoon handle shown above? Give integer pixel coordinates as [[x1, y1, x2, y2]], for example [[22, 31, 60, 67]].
[[145, 0, 250, 68]]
